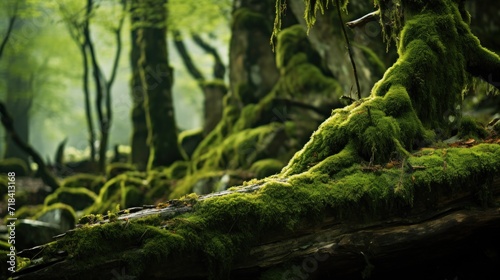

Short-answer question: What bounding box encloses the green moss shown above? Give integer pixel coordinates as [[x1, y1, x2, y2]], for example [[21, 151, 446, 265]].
[[106, 162, 136, 179], [201, 79, 227, 92], [458, 115, 488, 139], [194, 123, 287, 172], [191, 24, 343, 176], [275, 25, 309, 70], [33, 202, 77, 226], [61, 173, 106, 193], [22, 142, 500, 278], [0, 158, 29, 176], [13, 205, 44, 219], [232, 8, 271, 33], [170, 170, 246, 199], [178, 128, 204, 159], [19, 2, 500, 278], [86, 173, 148, 214], [44, 187, 97, 211], [250, 159, 285, 179], [165, 161, 189, 179], [0, 175, 7, 200]]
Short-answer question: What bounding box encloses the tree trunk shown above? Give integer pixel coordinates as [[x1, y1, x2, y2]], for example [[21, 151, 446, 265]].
[[137, 0, 183, 169], [229, 0, 281, 106], [129, 7, 150, 170]]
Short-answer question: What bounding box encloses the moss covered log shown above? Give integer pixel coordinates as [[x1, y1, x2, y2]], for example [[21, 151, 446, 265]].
[[10, 0, 500, 279]]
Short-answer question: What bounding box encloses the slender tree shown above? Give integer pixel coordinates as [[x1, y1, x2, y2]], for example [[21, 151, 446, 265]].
[[0, 0, 18, 60], [59, 0, 126, 173]]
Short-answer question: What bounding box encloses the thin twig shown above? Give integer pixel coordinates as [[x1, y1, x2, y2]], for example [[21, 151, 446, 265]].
[[336, 0, 361, 99]]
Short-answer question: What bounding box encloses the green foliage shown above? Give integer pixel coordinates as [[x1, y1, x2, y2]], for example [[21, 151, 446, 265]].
[[168, 0, 231, 33], [272, 0, 349, 43]]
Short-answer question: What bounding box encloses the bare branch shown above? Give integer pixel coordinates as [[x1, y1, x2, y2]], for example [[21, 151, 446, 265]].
[[346, 10, 379, 29], [191, 33, 226, 79], [172, 30, 205, 82], [0, 8, 18, 60]]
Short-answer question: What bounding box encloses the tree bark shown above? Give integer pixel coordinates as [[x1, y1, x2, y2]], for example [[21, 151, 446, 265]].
[[229, 0, 280, 106], [0, 10, 17, 61], [137, 0, 184, 169], [3, 57, 32, 167], [191, 33, 226, 80], [129, 0, 149, 171]]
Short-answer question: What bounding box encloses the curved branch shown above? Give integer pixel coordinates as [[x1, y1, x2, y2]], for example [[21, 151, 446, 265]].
[[336, 0, 361, 99], [466, 45, 500, 91], [0, 102, 60, 190], [191, 33, 226, 79], [0, 14, 17, 61], [346, 10, 379, 29], [172, 30, 205, 82]]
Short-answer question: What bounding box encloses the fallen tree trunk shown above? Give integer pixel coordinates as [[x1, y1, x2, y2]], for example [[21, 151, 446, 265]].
[[12, 176, 500, 279]]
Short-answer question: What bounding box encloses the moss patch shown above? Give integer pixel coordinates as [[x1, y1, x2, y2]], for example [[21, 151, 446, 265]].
[[250, 159, 285, 179], [61, 173, 106, 193], [32, 142, 500, 278], [44, 187, 97, 211]]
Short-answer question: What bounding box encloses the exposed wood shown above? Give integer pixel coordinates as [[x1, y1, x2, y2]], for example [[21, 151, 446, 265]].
[[346, 11, 380, 29]]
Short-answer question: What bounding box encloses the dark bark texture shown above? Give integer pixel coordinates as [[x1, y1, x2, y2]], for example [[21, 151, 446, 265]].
[[137, 0, 184, 169]]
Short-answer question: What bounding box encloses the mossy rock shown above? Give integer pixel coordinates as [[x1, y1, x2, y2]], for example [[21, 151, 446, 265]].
[[0, 158, 29, 176], [250, 159, 285, 179], [61, 173, 106, 193], [106, 162, 136, 179], [44, 187, 97, 211], [458, 115, 488, 139]]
